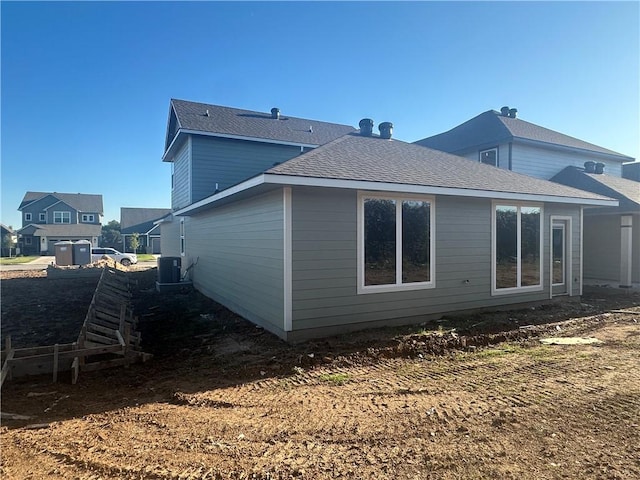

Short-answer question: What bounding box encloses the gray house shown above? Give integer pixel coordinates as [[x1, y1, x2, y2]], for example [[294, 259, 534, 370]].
[[414, 106, 634, 178], [121, 207, 171, 254], [17, 192, 103, 255], [551, 167, 640, 286], [160, 101, 616, 341], [415, 107, 638, 288], [1, 224, 17, 257]]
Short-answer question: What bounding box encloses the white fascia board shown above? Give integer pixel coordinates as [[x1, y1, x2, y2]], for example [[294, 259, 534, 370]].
[[174, 172, 618, 217], [173, 175, 266, 216], [262, 174, 619, 207], [513, 137, 634, 162]]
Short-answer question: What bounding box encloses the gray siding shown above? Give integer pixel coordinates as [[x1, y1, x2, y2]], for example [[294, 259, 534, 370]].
[[511, 143, 623, 180], [185, 189, 285, 335], [191, 136, 300, 203], [583, 214, 622, 282], [458, 143, 511, 170], [160, 217, 181, 258], [290, 187, 583, 334], [171, 138, 191, 210]]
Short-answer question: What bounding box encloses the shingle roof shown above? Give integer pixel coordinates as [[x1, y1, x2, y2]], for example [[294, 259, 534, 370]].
[[120, 207, 172, 234], [18, 224, 102, 236], [19, 192, 104, 213], [267, 133, 614, 202], [551, 166, 640, 211], [414, 110, 633, 160], [168, 99, 356, 148]]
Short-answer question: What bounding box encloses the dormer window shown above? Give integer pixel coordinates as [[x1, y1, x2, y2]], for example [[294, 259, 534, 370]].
[[480, 148, 498, 167], [39, 213, 46, 222], [82, 214, 95, 223]]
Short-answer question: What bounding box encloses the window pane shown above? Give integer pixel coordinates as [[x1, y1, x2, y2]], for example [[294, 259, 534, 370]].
[[496, 206, 517, 289], [364, 199, 396, 285], [552, 227, 564, 284], [521, 207, 541, 286], [402, 200, 430, 283], [480, 149, 497, 166]]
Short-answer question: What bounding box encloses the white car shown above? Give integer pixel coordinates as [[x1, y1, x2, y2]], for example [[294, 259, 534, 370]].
[[91, 248, 138, 267]]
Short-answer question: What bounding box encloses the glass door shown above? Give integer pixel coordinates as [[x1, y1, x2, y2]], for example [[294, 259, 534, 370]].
[[552, 222, 568, 295]]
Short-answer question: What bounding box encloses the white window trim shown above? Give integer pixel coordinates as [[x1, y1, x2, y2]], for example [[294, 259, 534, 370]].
[[82, 214, 95, 222], [491, 201, 544, 296], [25, 213, 32, 221], [39, 213, 46, 222], [480, 147, 498, 167], [179, 217, 185, 256], [549, 215, 573, 298], [357, 191, 436, 294], [53, 211, 71, 224]]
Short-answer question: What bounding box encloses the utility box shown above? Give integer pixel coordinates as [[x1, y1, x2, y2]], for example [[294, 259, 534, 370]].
[[54, 241, 74, 266], [73, 240, 92, 266], [158, 256, 181, 283]]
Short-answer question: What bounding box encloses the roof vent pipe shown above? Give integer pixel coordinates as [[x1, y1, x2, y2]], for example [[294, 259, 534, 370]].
[[359, 118, 374, 136], [595, 162, 605, 174], [500, 106, 510, 116], [508, 108, 518, 118], [378, 122, 393, 140], [584, 161, 596, 173], [271, 107, 280, 120]]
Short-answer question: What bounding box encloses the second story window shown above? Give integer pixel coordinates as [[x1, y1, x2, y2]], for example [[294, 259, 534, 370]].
[[82, 214, 95, 222], [39, 213, 46, 222], [54, 211, 71, 224], [480, 148, 498, 167], [25, 213, 32, 222]]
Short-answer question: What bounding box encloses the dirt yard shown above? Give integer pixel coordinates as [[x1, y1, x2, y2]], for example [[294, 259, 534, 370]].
[[1, 268, 639, 479]]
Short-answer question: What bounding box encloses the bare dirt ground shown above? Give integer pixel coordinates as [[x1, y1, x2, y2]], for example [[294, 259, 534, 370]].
[[1, 268, 639, 479]]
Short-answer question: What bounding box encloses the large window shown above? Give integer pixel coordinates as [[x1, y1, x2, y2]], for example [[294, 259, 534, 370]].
[[82, 214, 95, 223], [53, 211, 71, 224], [358, 193, 434, 293], [493, 203, 542, 293]]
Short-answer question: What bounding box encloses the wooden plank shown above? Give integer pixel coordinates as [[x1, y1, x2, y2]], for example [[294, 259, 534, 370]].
[[115, 330, 126, 347], [80, 357, 131, 372], [8, 343, 76, 358], [0, 350, 15, 388], [86, 331, 118, 345], [7, 344, 125, 363], [71, 356, 79, 385]]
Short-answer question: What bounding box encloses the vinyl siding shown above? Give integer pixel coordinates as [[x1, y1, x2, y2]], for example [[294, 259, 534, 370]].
[[160, 217, 181, 258], [191, 136, 300, 203], [634, 214, 640, 283], [582, 214, 621, 282], [290, 188, 579, 334], [184, 189, 285, 335], [171, 138, 191, 210], [511, 143, 623, 180]]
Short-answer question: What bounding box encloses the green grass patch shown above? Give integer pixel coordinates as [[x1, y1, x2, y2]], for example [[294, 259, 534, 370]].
[[136, 254, 156, 262], [319, 373, 351, 385], [0, 256, 38, 265]]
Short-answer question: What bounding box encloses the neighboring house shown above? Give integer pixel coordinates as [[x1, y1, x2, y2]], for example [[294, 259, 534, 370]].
[[1, 224, 17, 257], [414, 106, 634, 179], [17, 192, 103, 255], [551, 167, 640, 286], [120, 207, 171, 254], [160, 102, 616, 341], [415, 107, 638, 288]]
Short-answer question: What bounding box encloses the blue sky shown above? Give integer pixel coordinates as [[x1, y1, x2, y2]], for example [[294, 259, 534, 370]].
[[2, 1, 638, 229]]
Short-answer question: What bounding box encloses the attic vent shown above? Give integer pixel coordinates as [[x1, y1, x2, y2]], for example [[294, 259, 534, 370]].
[[584, 161, 596, 173], [204, 109, 209, 117], [359, 118, 374, 136], [508, 108, 518, 118], [378, 122, 393, 140], [595, 162, 605, 174], [271, 107, 280, 120], [500, 106, 510, 116]]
